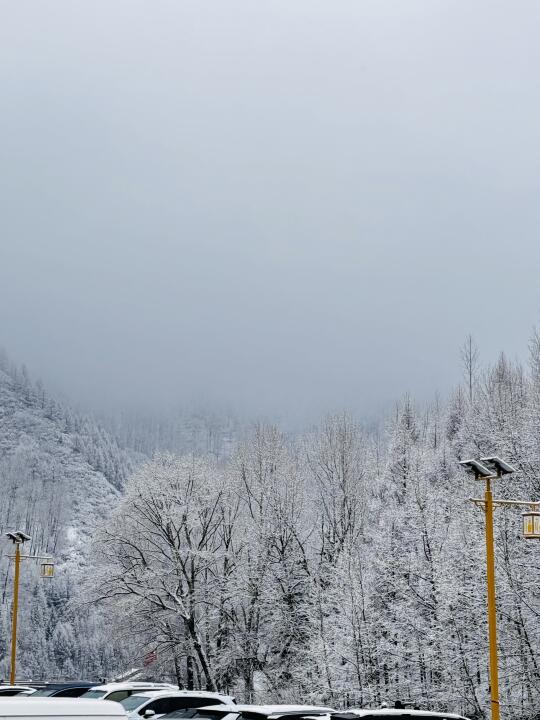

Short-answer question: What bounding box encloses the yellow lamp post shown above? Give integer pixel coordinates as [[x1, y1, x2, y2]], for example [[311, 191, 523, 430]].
[[5, 531, 55, 685], [460, 456, 540, 720]]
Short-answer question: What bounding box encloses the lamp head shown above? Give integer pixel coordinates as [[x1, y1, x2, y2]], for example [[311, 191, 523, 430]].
[[6, 530, 31, 544], [459, 458, 494, 479], [480, 456, 515, 476]]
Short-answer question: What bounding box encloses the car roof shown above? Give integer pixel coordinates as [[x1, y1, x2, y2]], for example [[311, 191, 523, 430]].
[[92, 684, 177, 692], [195, 705, 333, 717], [0, 698, 127, 716], [342, 712, 469, 719], [41, 683, 97, 690], [132, 692, 232, 700], [18, 683, 95, 690]]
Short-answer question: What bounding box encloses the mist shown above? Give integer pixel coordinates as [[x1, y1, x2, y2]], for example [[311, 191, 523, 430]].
[[1, 0, 540, 423]]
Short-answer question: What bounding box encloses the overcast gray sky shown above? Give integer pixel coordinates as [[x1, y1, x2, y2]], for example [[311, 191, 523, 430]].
[[1, 1, 540, 422]]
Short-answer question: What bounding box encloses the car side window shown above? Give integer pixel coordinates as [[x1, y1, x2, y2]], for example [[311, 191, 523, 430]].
[[56, 689, 85, 697], [171, 700, 224, 711], [169, 700, 197, 711], [142, 699, 175, 715], [108, 691, 130, 702]]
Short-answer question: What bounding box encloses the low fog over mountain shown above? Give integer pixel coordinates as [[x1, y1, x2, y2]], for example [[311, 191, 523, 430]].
[[2, 1, 540, 423]]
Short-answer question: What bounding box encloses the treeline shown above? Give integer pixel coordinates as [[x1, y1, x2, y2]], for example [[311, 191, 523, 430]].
[[101, 406, 238, 460], [89, 334, 540, 720]]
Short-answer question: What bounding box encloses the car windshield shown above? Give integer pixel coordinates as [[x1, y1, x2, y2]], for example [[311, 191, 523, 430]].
[[120, 696, 152, 712], [81, 690, 108, 699]]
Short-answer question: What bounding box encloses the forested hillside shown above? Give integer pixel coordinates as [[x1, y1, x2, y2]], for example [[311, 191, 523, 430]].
[[0, 353, 136, 680], [89, 335, 540, 720]]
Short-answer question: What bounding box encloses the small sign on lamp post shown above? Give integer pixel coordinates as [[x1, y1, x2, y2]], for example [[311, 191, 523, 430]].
[[40, 561, 54, 578], [522, 510, 540, 539]]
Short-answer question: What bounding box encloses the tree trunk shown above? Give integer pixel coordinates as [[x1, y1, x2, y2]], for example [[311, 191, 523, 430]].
[[173, 647, 184, 688], [186, 617, 218, 690], [186, 655, 195, 690]]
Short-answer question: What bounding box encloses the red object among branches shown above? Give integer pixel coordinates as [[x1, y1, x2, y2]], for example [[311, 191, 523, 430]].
[[143, 649, 157, 667]]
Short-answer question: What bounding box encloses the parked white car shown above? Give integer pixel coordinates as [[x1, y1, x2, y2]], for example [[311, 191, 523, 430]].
[[0, 698, 127, 720], [81, 685, 177, 704], [164, 704, 334, 720], [119, 691, 235, 720], [340, 710, 471, 720]]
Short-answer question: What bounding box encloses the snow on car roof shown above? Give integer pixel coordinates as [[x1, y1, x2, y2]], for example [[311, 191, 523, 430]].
[[128, 692, 232, 700], [0, 698, 127, 716], [91, 684, 177, 692], [195, 705, 333, 716], [343, 711, 469, 719]]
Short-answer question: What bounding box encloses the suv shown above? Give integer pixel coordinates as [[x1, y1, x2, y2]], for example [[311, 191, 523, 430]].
[[120, 691, 235, 719], [81, 683, 177, 704]]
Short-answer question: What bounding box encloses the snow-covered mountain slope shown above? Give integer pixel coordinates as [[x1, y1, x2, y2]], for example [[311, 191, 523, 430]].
[[0, 360, 134, 567], [0, 357, 139, 680]]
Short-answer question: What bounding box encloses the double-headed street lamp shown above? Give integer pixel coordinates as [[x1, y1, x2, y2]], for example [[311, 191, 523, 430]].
[[460, 456, 540, 720], [5, 531, 54, 684]]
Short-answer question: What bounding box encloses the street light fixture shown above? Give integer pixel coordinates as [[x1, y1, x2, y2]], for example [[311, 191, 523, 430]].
[[480, 456, 516, 476], [5, 530, 31, 686], [522, 507, 540, 539], [460, 458, 507, 720], [40, 560, 55, 578], [459, 458, 494, 479], [460, 455, 540, 720], [5, 531, 55, 685], [6, 531, 31, 544]]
